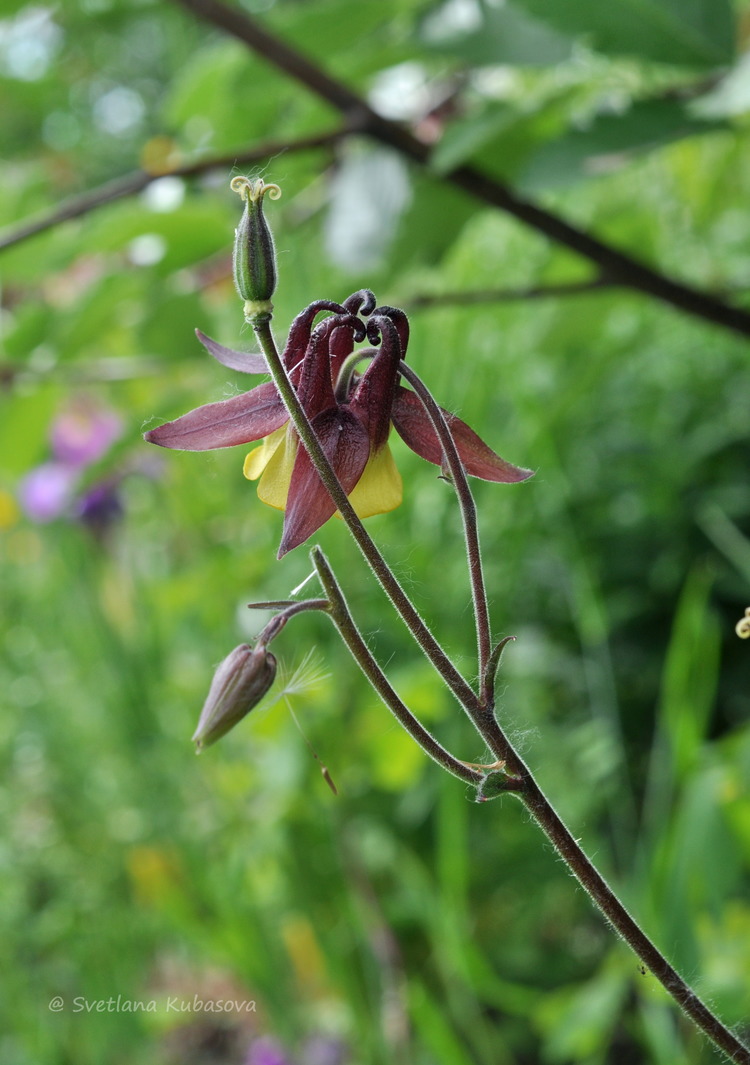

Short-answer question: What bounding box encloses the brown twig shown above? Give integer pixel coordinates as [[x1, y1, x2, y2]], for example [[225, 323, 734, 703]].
[[406, 276, 616, 309], [168, 0, 750, 341], [0, 128, 348, 253]]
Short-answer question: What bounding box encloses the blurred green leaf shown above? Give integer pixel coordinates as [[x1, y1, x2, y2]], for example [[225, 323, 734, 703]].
[[161, 40, 300, 151], [659, 566, 721, 782], [389, 174, 476, 266], [692, 52, 750, 117], [649, 765, 741, 973], [433, 91, 577, 181], [423, 2, 573, 67], [519, 98, 725, 193], [409, 981, 481, 1065], [0, 384, 59, 474], [512, 0, 736, 67], [430, 104, 519, 175], [536, 960, 629, 1061], [80, 198, 230, 271]]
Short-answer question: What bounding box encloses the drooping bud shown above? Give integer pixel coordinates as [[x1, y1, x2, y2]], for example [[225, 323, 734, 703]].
[[193, 643, 277, 751], [230, 176, 281, 323]]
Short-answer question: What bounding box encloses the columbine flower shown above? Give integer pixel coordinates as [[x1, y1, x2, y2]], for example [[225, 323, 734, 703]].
[[144, 291, 532, 555]]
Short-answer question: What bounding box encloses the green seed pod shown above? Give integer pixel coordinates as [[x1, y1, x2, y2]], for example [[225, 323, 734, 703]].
[[231, 176, 280, 321], [193, 643, 277, 751]]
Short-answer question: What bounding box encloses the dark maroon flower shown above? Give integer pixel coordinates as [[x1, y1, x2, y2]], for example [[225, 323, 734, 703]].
[[144, 293, 532, 555]]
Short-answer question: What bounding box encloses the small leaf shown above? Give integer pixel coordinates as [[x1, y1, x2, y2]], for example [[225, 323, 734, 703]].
[[518, 98, 725, 193], [430, 105, 518, 176], [423, 1, 573, 67], [432, 92, 578, 180], [691, 52, 750, 118], [512, 0, 735, 68]]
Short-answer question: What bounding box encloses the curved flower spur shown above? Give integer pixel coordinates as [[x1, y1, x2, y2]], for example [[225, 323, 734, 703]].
[[144, 297, 532, 554]]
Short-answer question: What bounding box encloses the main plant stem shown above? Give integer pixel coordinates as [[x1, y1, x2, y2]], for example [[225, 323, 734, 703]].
[[311, 547, 481, 787], [488, 711, 750, 1064], [254, 315, 749, 1065]]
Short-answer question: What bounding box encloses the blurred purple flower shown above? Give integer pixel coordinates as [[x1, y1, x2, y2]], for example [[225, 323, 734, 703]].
[[19, 462, 79, 523], [246, 1036, 294, 1065], [74, 478, 124, 538], [302, 1035, 348, 1065], [50, 397, 122, 467], [18, 396, 126, 527]]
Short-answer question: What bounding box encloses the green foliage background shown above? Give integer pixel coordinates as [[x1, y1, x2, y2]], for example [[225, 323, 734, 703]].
[[1, 0, 750, 1062]]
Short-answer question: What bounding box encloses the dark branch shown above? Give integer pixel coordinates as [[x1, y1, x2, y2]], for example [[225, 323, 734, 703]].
[[168, 0, 750, 341], [0, 128, 348, 253], [407, 277, 617, 309]]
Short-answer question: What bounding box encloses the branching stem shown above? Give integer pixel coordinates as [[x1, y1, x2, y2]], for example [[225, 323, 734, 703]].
[[311, 548, 482, 786]]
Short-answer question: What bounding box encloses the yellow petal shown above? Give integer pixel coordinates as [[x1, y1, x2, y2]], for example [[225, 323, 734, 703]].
[[344, 443, 403, 519], [256, 427, 299, 511], [243, 424, 287, 481]]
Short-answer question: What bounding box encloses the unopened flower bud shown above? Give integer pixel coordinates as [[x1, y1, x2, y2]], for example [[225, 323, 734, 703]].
[[193, 643, 277, 751], [230, 176, 280, 321]]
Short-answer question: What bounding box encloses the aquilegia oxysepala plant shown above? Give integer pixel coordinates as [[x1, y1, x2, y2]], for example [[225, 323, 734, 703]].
[[143, 176, 750, 1064]]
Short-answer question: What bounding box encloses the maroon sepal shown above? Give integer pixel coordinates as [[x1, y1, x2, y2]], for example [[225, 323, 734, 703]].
[[391, 387, 534, 483], [144, 382, 288, 451], [196, 330, 268, 374], [278, 407, 370, 556]]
